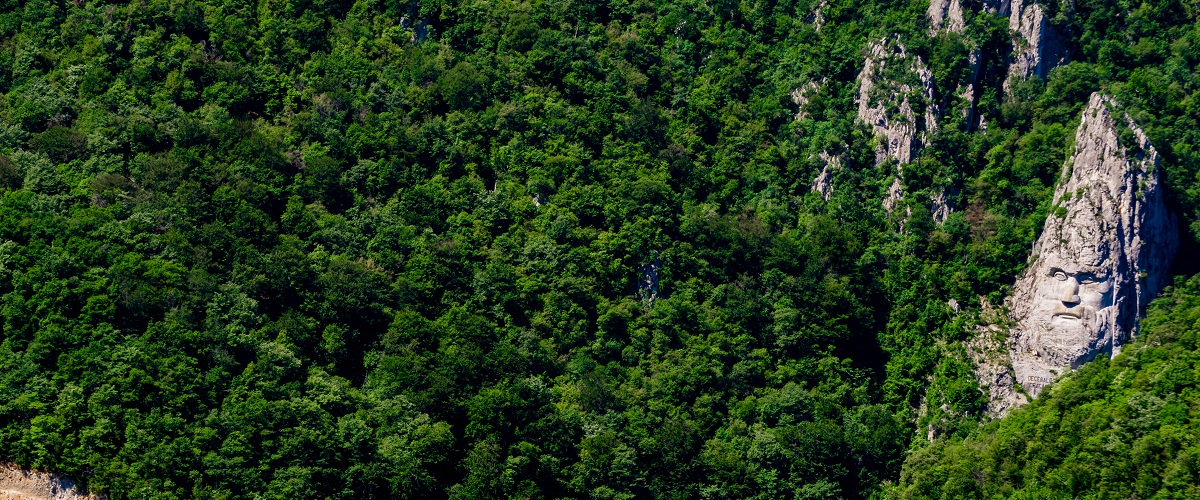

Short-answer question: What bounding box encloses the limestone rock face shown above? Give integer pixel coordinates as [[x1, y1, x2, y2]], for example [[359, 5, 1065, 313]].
[[927, 0, 985, 131], [1003, 93, 1178, 402], [856, 39, 936, 213], [810, 151, 841, 201], [962, 47, 984, 130], [984, 0, 1012, 16], [790, 79, 824, 121], [970, 325, 1028, 417], [856, 39, 936, 168], [809, 0, 829, 32], [931, 187, 954, 224], [1006, 0, 1068, 87], [0, 464, 98, 500], [883, 176, 905, 214], [928, 0, 966, 33]]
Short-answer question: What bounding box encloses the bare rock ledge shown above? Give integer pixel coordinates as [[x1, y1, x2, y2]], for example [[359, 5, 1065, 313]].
[[0, 464, 99, 500]]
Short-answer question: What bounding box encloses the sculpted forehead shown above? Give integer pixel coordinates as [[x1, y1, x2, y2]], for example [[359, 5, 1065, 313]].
[[1032, 258, 1109, 276], [1036, 188, 1126, 269], [1031, 241, 1114, 275]]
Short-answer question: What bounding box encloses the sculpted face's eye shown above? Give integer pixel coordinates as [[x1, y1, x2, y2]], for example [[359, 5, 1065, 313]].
[[1051, 269, 1068, 281], [1078, 276, 1098, 284]]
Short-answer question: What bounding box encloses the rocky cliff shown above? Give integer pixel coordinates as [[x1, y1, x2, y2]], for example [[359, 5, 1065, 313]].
[[930, 187, 955, 224], [856, 39, 936, 168], [984, 0, 1012, 16], [873, 0, 1067, 219], [927, 0, 965, 33], [809, 0, 829, 32], [810, 150, 841, 201], [928, 0, 985, 132], [790, 79, 824, 122], [982, 93, 1178, 414], [856, 39, 936, 213], [1006, 0, 1068, 87]]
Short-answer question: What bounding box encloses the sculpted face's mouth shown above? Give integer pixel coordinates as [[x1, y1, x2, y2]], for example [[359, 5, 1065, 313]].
[[1050, 304, 1085, 320], [1050, 302, 1093, 321]]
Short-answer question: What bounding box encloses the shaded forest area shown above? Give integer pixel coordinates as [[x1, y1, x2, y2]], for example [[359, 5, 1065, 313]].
[[0, 0, 1197, 498]]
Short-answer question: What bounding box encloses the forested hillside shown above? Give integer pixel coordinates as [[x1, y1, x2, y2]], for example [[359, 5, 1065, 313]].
[[0, 0, 1197, 498]]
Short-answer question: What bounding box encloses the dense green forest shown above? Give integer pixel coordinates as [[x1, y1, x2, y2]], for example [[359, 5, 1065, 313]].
[[0, 0, 1197, 498]]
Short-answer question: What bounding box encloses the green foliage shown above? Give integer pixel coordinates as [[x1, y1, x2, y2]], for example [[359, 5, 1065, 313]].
[[0, 0, 1195, 498]]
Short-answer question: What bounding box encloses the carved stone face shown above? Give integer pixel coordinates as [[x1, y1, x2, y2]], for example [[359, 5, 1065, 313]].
[[1025, 259, 1115, 364], [993, 93, 1178, 414]]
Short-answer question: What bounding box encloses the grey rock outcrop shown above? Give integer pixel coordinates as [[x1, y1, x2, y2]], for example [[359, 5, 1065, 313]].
[[962, 47, 984, 130], [856, 38, 936, 214], [790, 79, 825, 121], [883, 177, 905, 215], [809, 0, 829, 32], [810, 151, 841, 201], [856, 39, 937, 168], [984, 93, 1178, 413], [926, 0, 986, 131], [984, 0, 1012, 16], [970, 324, 1026, 417], [928, 0, 966, 33], [0, 464, 99, 500], [1006, 0, 1068, 88], [930, 187, 954, 224]]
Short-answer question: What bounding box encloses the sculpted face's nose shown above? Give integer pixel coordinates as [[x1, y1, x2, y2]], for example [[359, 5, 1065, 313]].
[[1059, 276, 1081, 304]]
